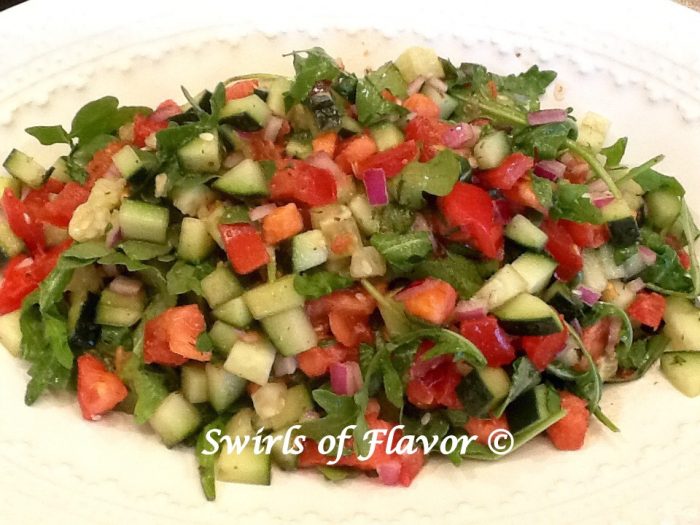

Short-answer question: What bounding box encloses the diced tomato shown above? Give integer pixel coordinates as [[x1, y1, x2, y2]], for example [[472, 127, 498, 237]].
[[225, 79, 259, 101], [144, 305, 209, 365], [328, 310, 373, 347], [330, 233, 356, 256], [406, 342, 462, 409], [480, 153, 534, 191], [560, 153, 590, 184], [404, 116, 451, 161], [677, 249, 691, 270], [270, 160, 337, 207], [501, 175, 548, 214], [403, 93, 440, 119], [546, 391, 590, 450], [218, 223, 270, 275], [580, 317, 613, 362], [355, 140, 418, 179], [27, 183, 90, 228], [77, 354, 128, 421], [248, 132, 283, 162], [459, 316, 516, 367], [465, 415, 510, 445], [396, 278, 457, 325], [85, 140, 127, 188], [627, 291, 666, 330], [520, 319, 568, 370], [0, 240, 71, 314], [297, 344, 358, 377], [437, 182, 504, 260], [560, 219, 609, 249], [541, 219, 583, 282], [334, 135, 378, 174], [2, 188, 45, 252], [262, 203, 303, 244], [149, 99, 181, 122], [306, 288, 376, 347], [311, 131, 339, 157]]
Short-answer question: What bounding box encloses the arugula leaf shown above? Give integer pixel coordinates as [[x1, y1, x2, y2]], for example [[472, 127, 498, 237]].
[[294, 270, 354, 299], [299, 389, 358, 442], [155, 123, 207, 158], [612, 334, 669, 382], [355, 78, 407, 126], [377, 204, 415, 234], [381, 351, 404, 410], [119, 240, 172, 261], [361, 279, 416, 337], [66, 133, 117, 183], [493, 357, 541, 417], [393, 149, 461, 209], [367, 62, 408, 99], [99, 252, 168, 293], [585, 302, 633, 353], [640, 240, 693, 293], [409, 252, 483, 299], [530, 175, 554, 209], [680, 200, 700, 297], [493, 65, 557, 110], [286, 48, 342, 105], [394, 328, 486, 368], [550, 182, 603, 224], [64, 241, 113, 260], [25, 125, 72, 145], [43, 308, 74, 369], [634, 169, 685, 197], [370, 231, 433, 272], [195, 416, 226, 501], [600, 137, 628, 167], [513, 120, 576, 160], [119, 356, 170, 424], [70, 96, 149, 143], [166, 260, 214, 295], [403, 412, 450, 441]]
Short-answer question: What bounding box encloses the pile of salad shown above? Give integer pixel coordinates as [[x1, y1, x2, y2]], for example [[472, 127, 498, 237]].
[[1, 46, 699, 499]]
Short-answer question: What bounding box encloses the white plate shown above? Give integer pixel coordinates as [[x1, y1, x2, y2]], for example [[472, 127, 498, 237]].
[[0, 1, 699, 524]]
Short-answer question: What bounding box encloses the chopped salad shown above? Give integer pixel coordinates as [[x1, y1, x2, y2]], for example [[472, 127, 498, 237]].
[[0, 46, 699, 499]]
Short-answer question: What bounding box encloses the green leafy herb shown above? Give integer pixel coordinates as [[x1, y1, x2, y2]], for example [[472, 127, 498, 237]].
[[294, 271, 354, 299], [530, 175, 554, 209], [98, 252, 168, 293], [120, 241, 172, 261], [25, 125, 72, 145], [287, 48, 342, 105], [612, 334, 669, 382], [361, 279, 416, 337], [493, 357, 541, 417], [393, 149, 461, 209], [634, 169, 684, 196], [493, 65, 557, 110], [370, 231, 433, 272], [166, 260, 214, 295], [367, 62, 408, 99], [513, 120, 576, 160], [119, 356, 170, 424], [195, 416, 226, 501], [70, 96, 149, 143], [66, 133, 118, 183], [584, 302, 633, 353], [355, 78, 407, 126], [550, 182, 603, 224], [299, 389, 358, 442], [409, 252, 483, 299], [377, 204, 415, 234], [600, 137, 628, 167], [393, 328, 486, 368], [640, 242, 693, 293], [196, 332, 215, 353]]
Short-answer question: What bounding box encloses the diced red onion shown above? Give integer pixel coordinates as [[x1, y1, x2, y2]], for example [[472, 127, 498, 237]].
[[263, 115, 285, 143], [534, 159, 566, 181], [330, 361, 363, 396], [273, 355, 298, 377], [105, 225, 122, 248], [307, 152, 344, 177], [573, 285, 601, 306], [103, 163, 121, 180], [454, 298, 489, 321], [411, 214, 438, 251], [527, 109, 568, 126], [109, 276, 143, 296], [102, 264, 119, 277], [442, 124, 475, 149], [377, 460, 402, 486], [605, 317, 622, 356], [626, 278, 646, 294], [223, 151, 245, 169], [426, 76, 448, 94], [591, 191, 615, 208], [249, 203, 277, 222], [406, 76, 426, 97], [362, 168, 389, 206], [639, 246, 657, 265], [151, 103, 182, 122]]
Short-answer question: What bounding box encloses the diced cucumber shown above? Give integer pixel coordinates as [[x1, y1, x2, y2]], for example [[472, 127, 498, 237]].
[[506, 384, 561, 434], [600, 199, 639, 247], [216, 440, 271, 486], [505, 215, 548, 251], [663, 297, 700, 350], [213, 159, 269, 197], [119, 200, 169, 244], [320, 216, 362, 260], [242, 275, 304, 320], [48, 157, 71, 183], [112, 145, 157, 181], [370, 123, 404, 152], [269, 428, 299, 471], [285, 135, 313, 159], [645, 189, 681, 229], [149, 392, 202, 447], [213, 296, 253, 329], [0, 175, 21, 197], [177, 132, 222, 173], [2, 149, 46, 188], [178, 217, 215, 263], [260, 307, 318, 356], [0, 310, 22, 357], [339, 115, 362, 138], [350, 246, 386, 278], [201, 264, 243, 308], [291, 229, 329, 272], [308, 88, 342, 131], [171, 183, 216, 217], [266, 78, 291, 116], [0, 216, 25, 263], [394, 47, 444, 83], [473, 264, 528, 311], [95, 289, 145, 327], [182, 364, 208, 404], [582, 249, 607, 292], [68, 291, 100, 351], [255, 385, 313, 431], [206, 363, 247, 412], [576, 112, 610, 153], [219, 94, 271, 132], [543, 281, 584, 321], [474, 131, 510, 169], [660, 352, 700, 397], [511, 252, 557, 294], [421, 84, 458, 119], [494, 293, 563, 336], [348, 194, 380, 235], [458, 366, 511, 417], [224, 337, 276, 385], [209, 321, 240, 354]]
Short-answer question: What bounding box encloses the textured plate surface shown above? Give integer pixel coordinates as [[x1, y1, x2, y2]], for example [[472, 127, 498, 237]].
[[0, 1, 699, 524]]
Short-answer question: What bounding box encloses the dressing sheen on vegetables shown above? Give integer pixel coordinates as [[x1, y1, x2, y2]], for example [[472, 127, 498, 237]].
[[0, 46, 698, 500]]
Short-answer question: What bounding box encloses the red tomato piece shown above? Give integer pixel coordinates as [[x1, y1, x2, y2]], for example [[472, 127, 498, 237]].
[[144, 305, 210, 365], [404, 116, 451, 161], [437, 182, 504, 260], [580, 317, 613, 362], [459, 316, 516, 367], [396, 278, 457, 325], [42, 183, 90, 228], [627, 291, 666, 330], [297, 344, 357, 377], [269, 160, 337, 207], [77, 354, 128, 421], [334, 135, 378, 174], [218, 223, 270, 275], [355, 140, 418, 179], [465, 415, 510, 445], [306, 288, 376, 347], [85, 141, 127, 188], [546, 391, 590, 450], [541, 219, 583, 282], [2, 188, 45, 252], [501, 175, 548, 214], [480, 153, 534, 191], [225, 79, 259, 101], [406, 343, 462, 409], [560, 219, 609, 249], [520, 319, 568, 370], [403, 93, 440, 119], [328, 310, 373, 348]]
